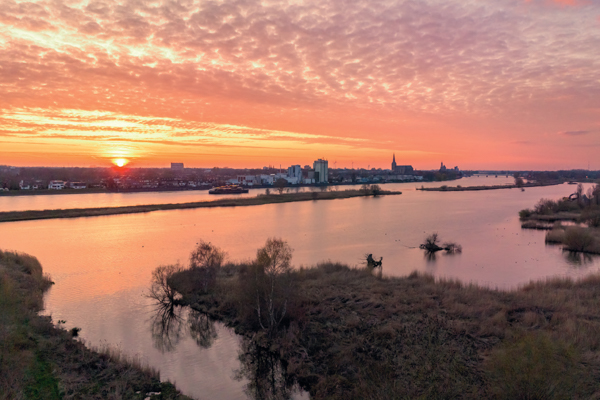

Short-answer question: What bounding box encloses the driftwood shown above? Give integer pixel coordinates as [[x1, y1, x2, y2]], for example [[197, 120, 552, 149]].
[[420, 234, 462, 254], [366, 254, 383, 268]]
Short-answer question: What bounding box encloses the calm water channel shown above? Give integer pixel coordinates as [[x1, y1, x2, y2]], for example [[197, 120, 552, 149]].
[[0, 176, 598, 399]]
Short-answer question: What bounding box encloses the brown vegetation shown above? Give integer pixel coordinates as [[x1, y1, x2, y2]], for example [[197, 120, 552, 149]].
[[0, 249, 191, 399], [419, 233, 462, 253], [0, 189, 402, 223], [417, 181, 561, 192], [162, 240, 600, 399], [520, 184, 600, 254]]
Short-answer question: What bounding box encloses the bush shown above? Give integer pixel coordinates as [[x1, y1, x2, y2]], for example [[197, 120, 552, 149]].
[[518, 209, 532, 220], [486, 332, 585, 399], [534, 199, 557, 215], [580, 209, 600, 228], [370, 184, 382, 196], [562, 227, 595, 252]]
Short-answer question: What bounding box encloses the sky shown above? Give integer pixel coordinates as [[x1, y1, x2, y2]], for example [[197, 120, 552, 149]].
[[0, 0, 599, 170]]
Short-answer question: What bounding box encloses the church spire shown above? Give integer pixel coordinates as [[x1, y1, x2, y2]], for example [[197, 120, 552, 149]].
[[393, 153, 396, 163]]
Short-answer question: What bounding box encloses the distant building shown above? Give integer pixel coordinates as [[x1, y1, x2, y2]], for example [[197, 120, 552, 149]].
[[391, 154, 414, 175], [69, 182, 87, 189], [48, 180, 66, 190], [171, 163, 184, 170], [313, 159, 328, 183], [440, 162, 447, 172], [288, 165, 302, 181]]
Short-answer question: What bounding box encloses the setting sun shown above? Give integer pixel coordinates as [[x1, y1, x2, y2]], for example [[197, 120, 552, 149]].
[[113, 158, 129, 168]]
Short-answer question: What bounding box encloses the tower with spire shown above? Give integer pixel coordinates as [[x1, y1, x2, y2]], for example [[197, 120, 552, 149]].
[[391, 153, 397, 172]]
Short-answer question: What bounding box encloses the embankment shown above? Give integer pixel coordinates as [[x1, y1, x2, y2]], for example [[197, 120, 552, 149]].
[[0, 189, 401, 223]]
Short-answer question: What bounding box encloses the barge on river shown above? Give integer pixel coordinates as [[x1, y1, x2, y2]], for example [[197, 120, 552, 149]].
[[208, 185, 249, 194]]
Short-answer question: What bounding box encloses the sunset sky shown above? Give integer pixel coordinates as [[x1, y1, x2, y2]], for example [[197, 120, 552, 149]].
[[1, 0, 599, 170]]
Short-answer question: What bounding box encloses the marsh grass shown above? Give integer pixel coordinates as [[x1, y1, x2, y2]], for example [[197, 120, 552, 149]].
[[167, 254, 600, 399], [545, 226, 600, 254], [523, 188, 600, 254], [418, 181, 561, 192]]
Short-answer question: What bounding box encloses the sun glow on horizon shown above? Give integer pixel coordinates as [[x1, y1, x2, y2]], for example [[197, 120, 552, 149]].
[[113, 158, 129, 167]]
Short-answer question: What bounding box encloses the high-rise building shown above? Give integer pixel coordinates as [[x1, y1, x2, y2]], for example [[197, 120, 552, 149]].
[[392, 154, 397, 171], [288, 165, 302, 179], [171, 163, 184, 170], [313, 159, 328, 183]]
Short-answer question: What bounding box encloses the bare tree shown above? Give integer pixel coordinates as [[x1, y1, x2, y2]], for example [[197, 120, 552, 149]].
[[513, 173, 524, 188], [148, 264, 182, 306], [274, 178, 287, 194], [189, 240, 226, 293], [254, 238, 294, 334]]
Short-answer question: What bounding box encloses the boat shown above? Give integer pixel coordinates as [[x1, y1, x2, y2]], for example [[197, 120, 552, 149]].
[[208, 185, 249, 194]]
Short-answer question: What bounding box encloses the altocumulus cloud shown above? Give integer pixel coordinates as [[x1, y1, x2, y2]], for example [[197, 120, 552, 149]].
[[0, 0, 599, 162]]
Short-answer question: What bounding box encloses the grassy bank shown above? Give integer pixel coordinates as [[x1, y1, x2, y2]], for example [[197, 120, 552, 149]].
[[0, 249, 191, 399], [162, 240, 600, 399], [417, 181, 562, 191], [519, 184, 600, 254], [0, 189, 400, 223]]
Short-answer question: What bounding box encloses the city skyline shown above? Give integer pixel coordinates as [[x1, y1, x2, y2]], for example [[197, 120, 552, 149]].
[[1, 0, 599, 170]]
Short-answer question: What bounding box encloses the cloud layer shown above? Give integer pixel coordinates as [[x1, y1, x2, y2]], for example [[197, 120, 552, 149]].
[[1, 0, 599, 168]]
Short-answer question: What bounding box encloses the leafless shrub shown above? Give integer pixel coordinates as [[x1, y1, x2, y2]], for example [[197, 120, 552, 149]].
[[189, 240, 226, 293], [238, 238, 295, 335], [442, 242, 462, 253], [563, 227, 594, 252], [534, 199, 557, 215], [148, 264, 182, 306]]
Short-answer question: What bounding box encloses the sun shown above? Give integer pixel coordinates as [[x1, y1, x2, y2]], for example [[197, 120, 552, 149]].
[[112, 158, 129, 167]]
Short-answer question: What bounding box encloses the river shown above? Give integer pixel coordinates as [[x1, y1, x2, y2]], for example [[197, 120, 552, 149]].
[[0, 177, 598, 399]]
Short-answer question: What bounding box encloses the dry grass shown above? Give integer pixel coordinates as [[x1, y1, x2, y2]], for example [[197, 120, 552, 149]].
[[168, 259, 600, 399], [545, 226, 600, 254], [418, 181, 561, 192]]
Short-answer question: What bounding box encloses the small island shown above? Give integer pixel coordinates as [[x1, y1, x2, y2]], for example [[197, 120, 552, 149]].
[[0, 186, 400, 223], [417, 181, 562, 192], [520, 183, 600, 254]]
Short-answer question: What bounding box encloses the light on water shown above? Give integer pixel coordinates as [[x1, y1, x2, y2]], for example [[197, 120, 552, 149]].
[[0, 177, 598, 399]]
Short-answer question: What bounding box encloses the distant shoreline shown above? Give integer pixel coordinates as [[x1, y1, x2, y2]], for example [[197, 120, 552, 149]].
[[416, 181, 563, 191], [0, 179, 446, 197], [0, 189, 402, 223]]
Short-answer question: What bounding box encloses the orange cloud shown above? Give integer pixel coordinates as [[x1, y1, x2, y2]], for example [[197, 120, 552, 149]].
[[1, 0, 599, 169]]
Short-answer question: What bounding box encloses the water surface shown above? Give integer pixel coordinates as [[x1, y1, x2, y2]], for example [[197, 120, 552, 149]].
[[0, 177, 596, 399]]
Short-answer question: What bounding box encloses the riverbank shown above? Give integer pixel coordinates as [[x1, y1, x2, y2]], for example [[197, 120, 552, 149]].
[[519, 185, 600, 254], [164, 240, 600, 399], [0, 189, 401, 223], [416, 181, 563, 191], [0, 249, 191, 399]]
